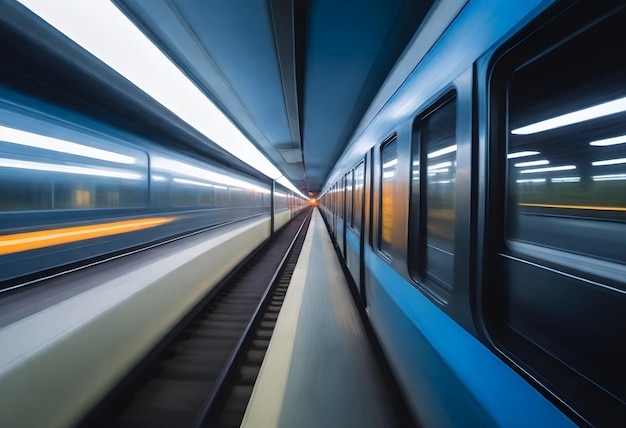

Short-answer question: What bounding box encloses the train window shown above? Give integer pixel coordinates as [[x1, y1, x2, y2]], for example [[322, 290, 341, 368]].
[[489, 3, 626, 424], [379, 137, 397, 258], [409, 94, 457, 292], [352, 161, 364, 233], [346, 171, 353, 227], [0, 130, 147, 210]]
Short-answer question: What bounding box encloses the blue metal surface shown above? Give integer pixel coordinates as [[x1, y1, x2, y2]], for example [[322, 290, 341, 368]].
[[364, 246, 575, 427]]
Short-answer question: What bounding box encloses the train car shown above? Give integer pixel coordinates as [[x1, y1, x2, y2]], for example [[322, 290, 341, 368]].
[[319, 1, 625, 426], [0, 86, 306, 289]]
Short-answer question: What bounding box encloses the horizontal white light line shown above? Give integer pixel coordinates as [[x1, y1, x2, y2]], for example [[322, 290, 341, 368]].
[[383, 171, 396, 179], [520, 165, 576, 174], [17, 0, 285, 182], [173, 178, 214, 188], [589, 135, 626, 146], [591, 158, 626, 166], [428, 161, 452, 170], [508, 151, 539, 159], [427, 144, 457, 159], [151, 175, 166, 181], [593, 174, 626, 181], [516, 178, 546, 183], [514, 159, 549, 168], [511, 96, 626, 135], [383, 159, 398, 169], [551, 176, 580, 183], [0, 158, 142, 179], [0, 125, 135, 164]]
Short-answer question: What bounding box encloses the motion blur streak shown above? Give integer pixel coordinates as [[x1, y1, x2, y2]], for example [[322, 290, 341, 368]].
[[519, 203, 626, 212], [0, 217, 175, 255]]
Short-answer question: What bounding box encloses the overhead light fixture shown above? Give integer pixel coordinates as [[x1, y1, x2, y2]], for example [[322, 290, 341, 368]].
[[428, 144, 457, 159], [516, 178, 546, 183], [520, 165, 576, 174], [593, 174, 626, 181], [428, 161, 452, 170], [383, 159, 398, 169], [590, 135, 626, 146], [551, 177, 580, 183], [511, 96, 626, 135], [0, 125, 135, 164], [514, 159, 549, 168], [508, 151, 539, 159], [591, 158, 626, 167], [17, 0, 285, 181]]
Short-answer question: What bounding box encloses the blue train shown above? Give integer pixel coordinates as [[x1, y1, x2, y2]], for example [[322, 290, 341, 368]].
[[319, 1, 625, 426], [0, 88, 306, 288]]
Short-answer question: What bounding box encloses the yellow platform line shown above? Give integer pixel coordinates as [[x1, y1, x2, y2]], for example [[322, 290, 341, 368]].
[[519, 203, 626, 212], [0, 217, 175, 255]]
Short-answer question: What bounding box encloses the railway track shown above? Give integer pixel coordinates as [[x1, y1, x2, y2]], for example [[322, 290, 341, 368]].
[[81, 208, 312, 427]]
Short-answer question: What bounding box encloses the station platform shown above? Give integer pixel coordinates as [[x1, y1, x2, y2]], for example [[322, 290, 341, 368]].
[[242, 209, 410, 428]]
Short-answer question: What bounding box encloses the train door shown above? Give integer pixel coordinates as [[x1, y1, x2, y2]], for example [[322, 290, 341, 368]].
[[336, 176, 346, 255]]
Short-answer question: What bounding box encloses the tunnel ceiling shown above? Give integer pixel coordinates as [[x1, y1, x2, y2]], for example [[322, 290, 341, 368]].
[[113, 0, 434, 194]]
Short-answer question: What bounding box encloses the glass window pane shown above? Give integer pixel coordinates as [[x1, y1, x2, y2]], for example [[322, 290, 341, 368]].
[[345, 172, 353, 226], [353, 162, 364, 232], [507, 11, 626, 265], [415, 97, 457, 290], [380, 139, 397, 257]]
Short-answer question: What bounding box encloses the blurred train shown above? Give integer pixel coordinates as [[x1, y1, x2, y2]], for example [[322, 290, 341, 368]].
[[0, 87, 307, 288], [320, 1, 625, 426]]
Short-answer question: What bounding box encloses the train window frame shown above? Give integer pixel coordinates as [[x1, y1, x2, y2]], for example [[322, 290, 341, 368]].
[[408, 91, 457, 297], [352, 160, 365, 234], [378, 134, 398, 260], [485, 2, 626, 425]]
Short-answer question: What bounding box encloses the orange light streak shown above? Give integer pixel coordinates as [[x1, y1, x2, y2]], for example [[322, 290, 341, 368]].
[[0, 217, 175, 255]]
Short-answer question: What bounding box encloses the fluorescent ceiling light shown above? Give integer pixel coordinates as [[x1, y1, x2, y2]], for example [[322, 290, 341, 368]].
[[0, 158, 142, 179], [516, 178, 545, 183], [508, 151, 539, 159], [591, 158, 626, 167], [520, 165, 576, 174], [429, 161, 452, 170], [590, 135, 626, 146], [514, 159, 549, 168], [18, 0, 284, 181], [276, 175, 307, 198], [0, 125, 135, 164], [511, 96, 626, 135], [383, 159, 398, 169], [593, 174, 626, 181], [551, 177, 580, 183], [428, 144, 457, 159]]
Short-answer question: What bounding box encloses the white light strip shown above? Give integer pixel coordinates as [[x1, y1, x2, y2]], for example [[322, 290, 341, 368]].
[[428, 161, 452, 170], [511, 96, 626, 135], [383, 159, 398, 169], [591, 158, 626, 167], [17, 0, 284, 180], [551, 177, 580, 183], [514, 159, 549, 168], [152, 157, 269, 193], [427, 144, 457, 159], [516, 178, 546, 183], [0, 158, 142, 179], [383, 171, 396, 179], [173, 178, 214, 188], [0, 125, 135, 164], [593, 174, 626, 181], [590, 135, 626, 146], [520, 165, 576, 174], [508, 151, 539, 159]]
